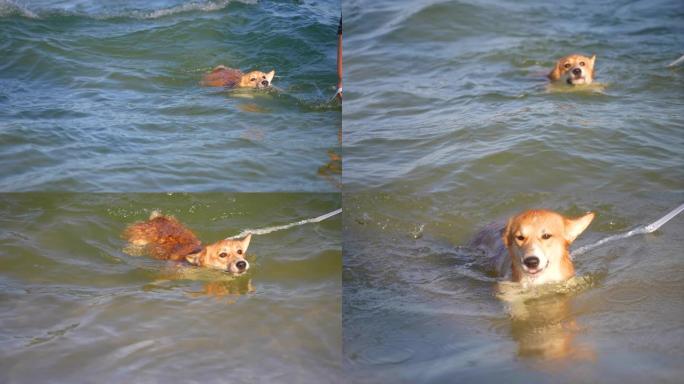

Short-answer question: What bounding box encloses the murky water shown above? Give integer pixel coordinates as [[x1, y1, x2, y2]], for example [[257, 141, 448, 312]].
[[342, 0, 684, 382], [0, 193, 341, 383], [0, 0, 340, 191]]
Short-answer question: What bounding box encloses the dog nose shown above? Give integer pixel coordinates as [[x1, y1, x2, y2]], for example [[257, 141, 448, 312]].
[[261, 80, 269, 86], [572, 68, 582, 76], [236, 260, 247, 270], [523, 257, 540, 269]]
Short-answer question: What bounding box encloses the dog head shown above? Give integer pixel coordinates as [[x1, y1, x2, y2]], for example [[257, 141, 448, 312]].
[[240, 70, 275, 89], [503, 210, 594, 285], [186, 234, 252, 274], [548, 54, 596, 85]]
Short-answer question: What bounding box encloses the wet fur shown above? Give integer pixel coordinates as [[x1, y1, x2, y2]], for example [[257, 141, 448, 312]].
[[470, 209, 594, 287], [124, 212, 251, 274], [548, 54, 596, 85], [201, 65, 275, 89]]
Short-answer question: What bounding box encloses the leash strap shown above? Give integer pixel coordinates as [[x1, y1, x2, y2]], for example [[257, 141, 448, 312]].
[[668, 54, 684, 67], [572, 202, 684, 257], [226, 208, 342, 239]]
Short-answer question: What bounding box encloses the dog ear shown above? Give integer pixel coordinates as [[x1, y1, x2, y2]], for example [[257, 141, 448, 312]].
[[265, 70, 275, 83], [239, 233, 252, 251], [186, 248, 205, 266], [548, 61, 562, 81], [590, 54, 596, 66], [564, 212, 595, 243], [502, 217, 514, 248]]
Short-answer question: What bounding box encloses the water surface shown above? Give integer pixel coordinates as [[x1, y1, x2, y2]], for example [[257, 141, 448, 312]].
[[342, 0, 684, 382], [0, 0, 341, 191], [0, 192, 341, 383]]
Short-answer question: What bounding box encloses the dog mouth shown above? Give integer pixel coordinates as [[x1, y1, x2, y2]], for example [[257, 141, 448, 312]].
[[522, 260, 549, 276], [566, 76, 585, 85], [566, 70, 587, 85]]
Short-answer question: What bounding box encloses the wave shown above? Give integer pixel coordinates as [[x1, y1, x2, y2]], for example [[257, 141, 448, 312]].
[[0, 0, 39, 18], [0, 0, 256, 20], [137, 0, 249, 20]]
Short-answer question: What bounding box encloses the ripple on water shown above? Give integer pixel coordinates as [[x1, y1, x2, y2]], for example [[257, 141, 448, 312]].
[[354, 345, 415, 366], [604, 284, 651, 305]]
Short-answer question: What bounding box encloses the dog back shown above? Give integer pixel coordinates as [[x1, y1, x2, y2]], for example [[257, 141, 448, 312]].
[[201, 66, 243, 88], [124, 215, 202, 261]]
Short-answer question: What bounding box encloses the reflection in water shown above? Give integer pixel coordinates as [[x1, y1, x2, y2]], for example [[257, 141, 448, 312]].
[[189, 278, 255, 299], [318, 150, 342, 189], [238, 103, 270, 114], [143, 264, 257, 299], [498, 278, 597, 364]]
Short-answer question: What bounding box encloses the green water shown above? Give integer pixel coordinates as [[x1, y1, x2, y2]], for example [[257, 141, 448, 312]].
[[0, 193, 341, 383]]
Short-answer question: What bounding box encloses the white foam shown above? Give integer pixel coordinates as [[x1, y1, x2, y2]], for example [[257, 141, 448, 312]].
[[139, 0, 247, 20], [0, 0, 257, 20]]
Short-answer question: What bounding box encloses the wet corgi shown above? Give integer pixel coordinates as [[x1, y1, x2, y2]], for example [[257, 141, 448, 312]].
[[124, 211, 251, 274], [470, 209, 594, 287], [201, 65, 275, 89], [548, 54, 596, 85]]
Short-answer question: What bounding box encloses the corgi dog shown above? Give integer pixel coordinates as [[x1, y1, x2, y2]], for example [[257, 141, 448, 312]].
[[124, 211, 251, 274], [470, 209, 595, 287], [201, 65, 275, 89], [548, 54, 596, 85]]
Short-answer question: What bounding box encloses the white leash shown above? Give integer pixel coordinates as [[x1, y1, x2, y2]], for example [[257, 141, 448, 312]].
[[667, 54, 684, 67], [572, 202, 684, 257], [226, 208, 342, 239], [330, 87, 342, 102]]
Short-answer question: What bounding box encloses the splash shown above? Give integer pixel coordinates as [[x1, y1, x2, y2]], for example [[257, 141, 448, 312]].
[[159, 264, 241, 282], [546, 82, 607, 93], [496, 275, 597, 304]]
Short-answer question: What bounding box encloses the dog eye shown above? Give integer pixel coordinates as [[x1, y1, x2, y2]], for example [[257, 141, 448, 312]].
[[563, 63, 571, 68], [237, 249, 243, 255], [219, 252, 227, 258], [542, 233, 552, 240], [516, 235, 525, 241], [250, 78, 256, 81], [579, 61, 585, 66]]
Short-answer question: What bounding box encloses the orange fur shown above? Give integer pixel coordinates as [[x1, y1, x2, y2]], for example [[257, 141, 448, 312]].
[[503, 210, 594, 284], [124, 214, 201, 261], [471, 209, 594, 286], [548, 54, 596, 85], [201, 65, 275, 89], [123, 212, 252, 274]]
